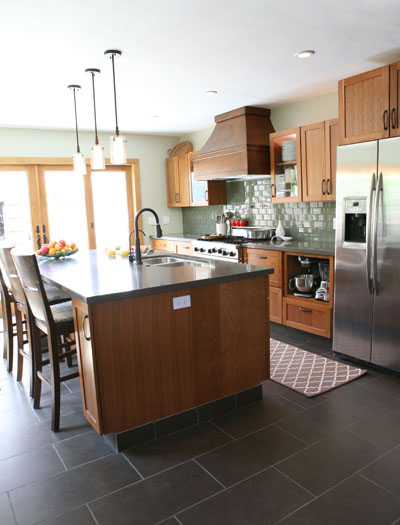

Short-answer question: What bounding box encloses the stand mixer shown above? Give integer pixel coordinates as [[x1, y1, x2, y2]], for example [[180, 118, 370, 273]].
[[289, 257, 329, 299]]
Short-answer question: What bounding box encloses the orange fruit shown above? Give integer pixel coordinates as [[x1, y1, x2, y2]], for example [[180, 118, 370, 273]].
[[36, 249, 41, 255], [70, 242, 76, 249], [49, 248, 57, 256]]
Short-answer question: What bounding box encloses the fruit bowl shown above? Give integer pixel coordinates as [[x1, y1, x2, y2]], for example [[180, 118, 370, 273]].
[[36, 240, 79, 260], [38, 249, 78, 260]]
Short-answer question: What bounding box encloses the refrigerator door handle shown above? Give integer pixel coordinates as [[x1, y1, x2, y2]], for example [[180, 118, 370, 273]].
[[366, 172, 376, 295], [372, 172, 383, 296]]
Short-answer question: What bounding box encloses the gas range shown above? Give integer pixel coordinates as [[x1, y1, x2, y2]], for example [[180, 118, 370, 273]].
[[193, 236, 249, 262]]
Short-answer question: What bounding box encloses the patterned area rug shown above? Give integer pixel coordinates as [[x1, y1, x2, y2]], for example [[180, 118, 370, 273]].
[[270, 338, 368, 397]]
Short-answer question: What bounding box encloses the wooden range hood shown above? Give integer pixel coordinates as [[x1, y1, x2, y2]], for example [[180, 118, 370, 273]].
[[192, 106, 275, 181]]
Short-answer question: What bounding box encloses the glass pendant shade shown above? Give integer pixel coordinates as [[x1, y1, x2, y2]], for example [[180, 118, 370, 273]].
[[91, 143, 105, 170], [73, 152, 87, 175], [110, 134, 127, 164]]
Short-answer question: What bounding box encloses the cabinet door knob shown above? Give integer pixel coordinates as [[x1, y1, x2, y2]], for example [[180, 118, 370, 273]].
[[391, 108, 396, 130], [383, 109, 388, 131]]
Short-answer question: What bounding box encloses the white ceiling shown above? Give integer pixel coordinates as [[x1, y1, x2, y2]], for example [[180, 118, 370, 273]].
[[2, 0, 400, 135]]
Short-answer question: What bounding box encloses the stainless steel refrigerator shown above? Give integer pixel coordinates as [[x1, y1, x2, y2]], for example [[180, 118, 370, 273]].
[[333, 137, 400, 372]]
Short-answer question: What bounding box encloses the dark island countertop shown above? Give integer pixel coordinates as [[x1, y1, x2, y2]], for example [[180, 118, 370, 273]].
[[154, 234, 335, 256], [38, 250, 274, 304]]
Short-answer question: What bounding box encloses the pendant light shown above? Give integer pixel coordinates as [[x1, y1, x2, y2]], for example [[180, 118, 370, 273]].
[[104, 49, 126, 164], [85, 68, 105, 170], [67, 84, 87, 175]]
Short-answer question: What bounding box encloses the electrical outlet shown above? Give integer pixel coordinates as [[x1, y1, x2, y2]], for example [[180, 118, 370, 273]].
[[163, 216, 170, 224], [148, 217, 156, 225], [173, 295, 191, 310], [333, 217, 336, 230]]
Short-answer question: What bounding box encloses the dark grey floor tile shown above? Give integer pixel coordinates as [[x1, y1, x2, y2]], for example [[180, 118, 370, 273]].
[[280, 474, 400, 525], [39, 505, 96, 524], [277, 384, 331, 409], [54, 431, 114, 469], [0, 444, 64, 493], [0, 389, 32, 414], [0, 493, 16, 525], [361, 446, 400, 495], [33, 391, 83, 422], [9, 454, 139, 525], [277, 413, 333, 445], [349, 404, 400, 449], [50, 411, 92, 442], [0, 378, 21, 396], [0, 424, 56, 462], [158, 518, 179, 524], [63, 376, 82, 393], [0, 404, 39, 435], [155, 409, 198, 439], [125, 422, 232, 477], [300, 397, 373, 433], [197, 425, 306, 487], [276, 430, 386, 496], [89, 461, 221, 525], [337, 377, 400, 413], [211, 394, 301, 439], [178, 466, 312, 525], [261, 378, 289, 396]]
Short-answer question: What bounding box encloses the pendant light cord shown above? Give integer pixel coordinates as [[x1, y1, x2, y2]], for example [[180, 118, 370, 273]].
[[72, 88, 81, 153], [90, 72, 100, 145], [111, 54, 120, 136]]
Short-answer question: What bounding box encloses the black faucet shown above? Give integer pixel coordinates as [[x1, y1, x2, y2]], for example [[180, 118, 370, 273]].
[[129, 207, 163, 265]]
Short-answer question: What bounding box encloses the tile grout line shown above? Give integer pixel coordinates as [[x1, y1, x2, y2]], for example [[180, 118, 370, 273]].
[[192, 458, 226, 489], [208, 420, 237, 441], [86, 503, 100, 524], [51, 443, 68, 471], [358, 473, 398, 497], [7, 491, 18, 525], [121, 452, 145, 480], [271, 465, 317, 498]]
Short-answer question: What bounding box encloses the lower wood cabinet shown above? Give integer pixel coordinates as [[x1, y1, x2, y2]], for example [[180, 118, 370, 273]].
[[283, 297, 332, 338], [270, 287, 282, 324], [176, 241, 194, 256], [152, 239, 176, 252], [243, 248, 282, 288]]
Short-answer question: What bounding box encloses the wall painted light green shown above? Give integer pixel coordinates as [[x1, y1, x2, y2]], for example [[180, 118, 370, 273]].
[[0, 127, 181, 237]]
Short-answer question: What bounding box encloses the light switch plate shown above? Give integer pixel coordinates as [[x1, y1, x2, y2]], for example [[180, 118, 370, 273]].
[[173, 295, 191, 310], [333, 218, 336, 230], [163, 216, 170, 224]]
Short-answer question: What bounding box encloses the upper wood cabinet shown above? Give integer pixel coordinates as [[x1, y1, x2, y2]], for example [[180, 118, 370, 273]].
[[165, 154, 191, 207], [338, 62, 400, 144], [270, 128, 302, 203], [301, 118, 339, 202], [166, 152, 227, 207], [271, 119, 339, 203]]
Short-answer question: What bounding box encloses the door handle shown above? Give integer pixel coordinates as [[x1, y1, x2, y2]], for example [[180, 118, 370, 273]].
[[42, 225, 48, 245], [372, 172, 382, 295], [321, 179, 326, 195], [390, 108, 396, 130], [36, 225, 41, 250], [82, 314, 91, 341], [326, 179, 330, 195], [298, 307, 312, 313], [366, 172, 376, 295], [271, 183, 276, 198], [257, 255, 268, 260], [383, 109, 388, 131]]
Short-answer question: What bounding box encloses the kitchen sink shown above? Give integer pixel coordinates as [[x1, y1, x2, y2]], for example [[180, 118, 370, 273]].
[[143, 256, 209, 267]]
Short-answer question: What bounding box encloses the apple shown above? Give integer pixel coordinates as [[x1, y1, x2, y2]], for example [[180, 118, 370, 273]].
[[58, 240, 66, 248], [40, 246, 49, 255]]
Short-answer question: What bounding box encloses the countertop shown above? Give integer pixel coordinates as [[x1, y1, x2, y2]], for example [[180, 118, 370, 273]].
[[154, 234, 335, 256], [38, 250, 274, 304]]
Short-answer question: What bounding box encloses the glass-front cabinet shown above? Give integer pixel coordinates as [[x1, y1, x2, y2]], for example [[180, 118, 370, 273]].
[[270, 127, 302, 203]]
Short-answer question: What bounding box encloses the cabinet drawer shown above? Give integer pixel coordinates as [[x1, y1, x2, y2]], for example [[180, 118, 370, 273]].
[[270, 286, 282, 324], [244, 249, 282, 288], [283, 297, 331, 338], [176, 241, 194, 256], [153, 239, 176, 252]]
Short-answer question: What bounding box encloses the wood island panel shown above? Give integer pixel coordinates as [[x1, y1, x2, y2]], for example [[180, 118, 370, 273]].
[[74, 275, 270, 434]]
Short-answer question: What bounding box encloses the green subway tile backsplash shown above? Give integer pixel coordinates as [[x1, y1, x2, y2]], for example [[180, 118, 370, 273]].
[[182, 179, 336, 241]]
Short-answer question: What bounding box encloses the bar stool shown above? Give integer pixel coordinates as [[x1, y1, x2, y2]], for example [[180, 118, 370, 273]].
[[12, 250, 79, 432], [0, 246, 71, 382]]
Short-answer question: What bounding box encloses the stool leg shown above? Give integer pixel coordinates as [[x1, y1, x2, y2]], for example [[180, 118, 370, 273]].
[[49, 333, 61, 432], [15, 308, 24, 381], [5, 300, 14, 373], [32, 324, 43, 409]]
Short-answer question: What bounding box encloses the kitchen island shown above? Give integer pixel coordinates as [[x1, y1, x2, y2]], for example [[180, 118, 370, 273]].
[[39, 250, 273, 445]]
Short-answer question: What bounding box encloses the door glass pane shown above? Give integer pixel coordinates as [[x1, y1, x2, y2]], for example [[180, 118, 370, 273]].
[[0, 171, 33, 249], [44, 170, 88, 249], [91, 170, 129, 250]]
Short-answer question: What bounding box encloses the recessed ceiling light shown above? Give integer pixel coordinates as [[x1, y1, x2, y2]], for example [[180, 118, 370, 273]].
[[295, 50, 315, 59], [151, 115, 160, 118], [205, 90, 218, 96]]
